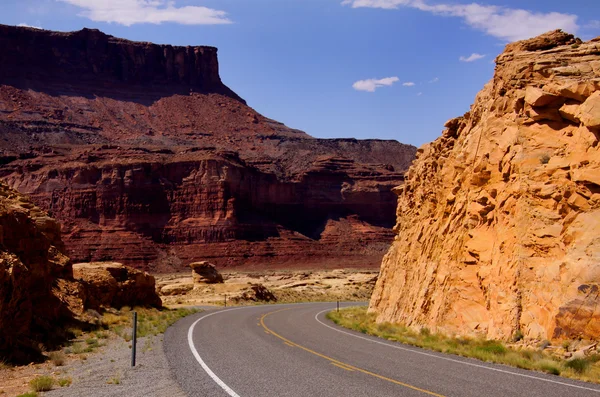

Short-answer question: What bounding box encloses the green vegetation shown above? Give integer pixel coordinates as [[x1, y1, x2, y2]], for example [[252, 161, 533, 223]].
[[327, 306, 600, 383], [48, 351, 66, 366], [107, 372, 122, 385], [29, 376, 54, 392], [102, 307, 199, 340], [16, 393, 38, 397], [57, 377, 72, 387], [539, 153, 551, 164]]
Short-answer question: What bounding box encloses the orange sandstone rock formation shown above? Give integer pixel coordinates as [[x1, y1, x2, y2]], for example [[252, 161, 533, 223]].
[[370, 30, 600, 341]]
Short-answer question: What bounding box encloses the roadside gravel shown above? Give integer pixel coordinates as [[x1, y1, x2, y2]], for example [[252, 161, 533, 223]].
[[44, 333, 187, 397]]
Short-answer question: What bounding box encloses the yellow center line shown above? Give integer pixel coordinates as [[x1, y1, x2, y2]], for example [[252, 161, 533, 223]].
[[331, 362, 354, 371], [259, 308, 445, 397]]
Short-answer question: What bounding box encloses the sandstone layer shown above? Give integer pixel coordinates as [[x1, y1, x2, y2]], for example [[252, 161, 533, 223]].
[[370, 31, 600, 341], [0, 25, 416, 271]]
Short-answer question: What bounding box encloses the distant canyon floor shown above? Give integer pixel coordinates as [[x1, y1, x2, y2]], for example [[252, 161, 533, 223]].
[[156, 268, 378, 307]]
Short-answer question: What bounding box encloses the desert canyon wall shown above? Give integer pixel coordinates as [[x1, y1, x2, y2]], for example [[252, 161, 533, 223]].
[[0, 25, 416, 271], [370, 31, 600, 341]]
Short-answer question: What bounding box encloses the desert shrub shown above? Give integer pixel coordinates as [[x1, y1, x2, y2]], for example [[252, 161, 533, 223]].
[[48, 351, 66, 366], [58, 377, 72, 387], [30, 376, 54, 392], [565, 358, 590, 374]]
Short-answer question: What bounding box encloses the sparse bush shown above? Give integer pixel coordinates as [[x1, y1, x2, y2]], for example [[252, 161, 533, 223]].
[[539, 362, 561, 375], [420, 327, 431, 336], [108, 372, 121, 385], [512, 330, 524, 342], [29, 376, 54, 392], [476, 340, 507, 355], [565, 358, 590, 374], [16, 393, 38, 397], [538, 340, 551, 350], [48, 351, 66, 366], [0, 359, 12, 370], [539, 154, 550, 164], [58, 377, 72, 387]]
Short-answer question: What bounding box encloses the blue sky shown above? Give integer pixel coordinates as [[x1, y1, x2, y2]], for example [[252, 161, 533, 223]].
[[1, 0, 599, 147]]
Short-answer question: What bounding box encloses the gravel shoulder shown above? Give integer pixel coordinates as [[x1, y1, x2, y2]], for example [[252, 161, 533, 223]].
[[44, 333, 186, 397]]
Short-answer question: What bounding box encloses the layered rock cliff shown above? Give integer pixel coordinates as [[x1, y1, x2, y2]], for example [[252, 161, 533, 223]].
[[0, 25, 416, 270], [370, 31, 600, 341]]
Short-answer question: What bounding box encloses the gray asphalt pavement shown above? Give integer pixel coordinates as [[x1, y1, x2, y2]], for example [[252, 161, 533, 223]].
[[164, 303, 600, 397]]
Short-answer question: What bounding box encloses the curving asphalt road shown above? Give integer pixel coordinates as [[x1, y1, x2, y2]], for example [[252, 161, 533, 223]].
[[164, 303, 600, 397]]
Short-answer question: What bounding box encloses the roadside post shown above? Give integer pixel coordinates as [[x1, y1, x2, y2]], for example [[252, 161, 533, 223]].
[[337, 300, 339, 312], [224, 294, 227, 308], [131, 311, 138, 367]]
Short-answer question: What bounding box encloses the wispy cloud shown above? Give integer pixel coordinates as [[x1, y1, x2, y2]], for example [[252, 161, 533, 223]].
[[341, 0, 579, 41], [353, 76, 399, 92], [459, 53, 485, 62], [402, 82, 416, 86], [585, 20, 600, 29], [428, 77, 439, 83], [57, 0, 232, 26], [18, 23, 42, 29], [417, 92, 423, 96]]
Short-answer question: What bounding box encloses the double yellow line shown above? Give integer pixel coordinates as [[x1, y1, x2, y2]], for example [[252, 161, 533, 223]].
[[259, 309, 445, 397]]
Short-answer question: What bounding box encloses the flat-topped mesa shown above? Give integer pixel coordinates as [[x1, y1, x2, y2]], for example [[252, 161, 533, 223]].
[[0, 24, 243, 101], [370, 30, 600, 342], [0, 26, 416, 270]]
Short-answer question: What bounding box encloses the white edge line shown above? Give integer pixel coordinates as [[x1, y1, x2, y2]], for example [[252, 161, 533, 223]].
[[188, 307, 244, 397], [315, 308, 600, 393]]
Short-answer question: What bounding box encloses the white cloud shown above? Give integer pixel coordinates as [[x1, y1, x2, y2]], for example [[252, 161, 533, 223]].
[[57, 0, 232, 26], [18, 23, 43, 29], [459, 53, 485, 62], [428, 77, 439, 83], [352, 76, 399, 92], [341, 0, 579, 41], [402, 82, 415, 86]]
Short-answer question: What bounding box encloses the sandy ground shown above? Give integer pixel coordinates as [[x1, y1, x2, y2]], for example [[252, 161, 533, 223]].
[[156, 268, 379, 307]]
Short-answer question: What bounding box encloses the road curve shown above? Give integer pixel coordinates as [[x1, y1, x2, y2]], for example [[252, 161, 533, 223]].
[[164, 303, 600, 397]]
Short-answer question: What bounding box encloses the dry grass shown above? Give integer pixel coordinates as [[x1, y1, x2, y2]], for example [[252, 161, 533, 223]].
[[327, 306, 600, 384], [48, 351, 66, 366], [102, 307, 199, 340], [29, 376, 54, 392]]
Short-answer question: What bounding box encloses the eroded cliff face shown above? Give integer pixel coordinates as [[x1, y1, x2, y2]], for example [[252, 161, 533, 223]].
[[370, 31, 600, 341], [0, 25, 416, 270]]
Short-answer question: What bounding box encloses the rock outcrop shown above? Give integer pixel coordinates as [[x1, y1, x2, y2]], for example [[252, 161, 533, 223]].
[[0, 25, 416, 270], [370, 31, 600, 341], [0, 182, 86, 362], [190, 261, 224, 284], [0, 181, 163, 363], [73, 262, 162, 310]]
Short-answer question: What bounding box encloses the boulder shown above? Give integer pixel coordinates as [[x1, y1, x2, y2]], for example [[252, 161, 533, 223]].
[[161, 283, 194, 296], [235, 284, 277, 302], [72, 262, 162, 309], [577, 91, 600, 129], [190, 261, 224, 284], [524, 87, 561, 107]]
